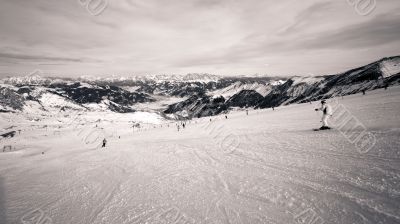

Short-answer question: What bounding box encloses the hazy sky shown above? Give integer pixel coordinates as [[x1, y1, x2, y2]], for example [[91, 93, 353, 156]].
[[0, 0, 399, 78]]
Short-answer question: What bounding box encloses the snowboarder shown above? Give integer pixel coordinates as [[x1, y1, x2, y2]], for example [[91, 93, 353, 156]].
[[315, 100, 333, 130], [102, 138, 107, 148]]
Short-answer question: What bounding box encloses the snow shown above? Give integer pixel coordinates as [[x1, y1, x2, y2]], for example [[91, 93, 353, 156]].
[[380, 58, 400, 78], [39, 93, 84, 111], [19, 92, 85, 115], [1, 86, 400, 224], [0, 104, 13, 112], [84, 101, 110, 111], [270, 80, 286, 86], [2, 74, 47, 86], [0, 84, 19, 91], [81, 74, 221, 84], [78, 83, 96, 89], [120, 86, 141, 93], [291, 76, 324, 86], [135, 95, 187, 111], [209, 82, 274, 98], [151, 74, 220, 83], [126, 111, 164, 125], [22, 101, 46, 114]]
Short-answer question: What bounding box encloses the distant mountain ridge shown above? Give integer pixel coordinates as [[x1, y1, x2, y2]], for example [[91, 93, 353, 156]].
[[1, 56, 399, 118], [164, 56, 400, 118], [76, 73, 222, 85]]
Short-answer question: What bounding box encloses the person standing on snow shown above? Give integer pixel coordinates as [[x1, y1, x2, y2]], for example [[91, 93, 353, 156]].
[[315, 100, 333, 130], [102, 138, 107, 148]]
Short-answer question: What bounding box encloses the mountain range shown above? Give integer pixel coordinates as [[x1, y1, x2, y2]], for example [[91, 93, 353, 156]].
[[1, 56, 399, 119]]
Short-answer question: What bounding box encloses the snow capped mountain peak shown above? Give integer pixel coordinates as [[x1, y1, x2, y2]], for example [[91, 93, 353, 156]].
[[141, 73, 221, 83], [3, 73, 48, 86], [181, 73, 220, 82], [270, 80, 286, 86], [78, 73, 221, 83]]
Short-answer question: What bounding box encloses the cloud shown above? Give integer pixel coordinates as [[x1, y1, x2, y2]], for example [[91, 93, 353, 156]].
[[0, 52, 84, 63], [299, 13, 400, 49], [279, 2, 334, 35], [0, 0, 399, 76], [179, 8, 400, 68]]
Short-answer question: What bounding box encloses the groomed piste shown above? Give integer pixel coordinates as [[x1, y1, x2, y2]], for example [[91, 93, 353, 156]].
[[0, 86, 399, 224]]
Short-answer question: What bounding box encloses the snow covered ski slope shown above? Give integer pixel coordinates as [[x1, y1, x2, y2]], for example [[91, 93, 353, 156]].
[[0, 86, 400, 224]]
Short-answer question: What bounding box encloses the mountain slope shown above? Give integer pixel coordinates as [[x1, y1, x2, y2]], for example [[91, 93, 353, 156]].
[[0, 82, 155, 113], [226, 90, 264, 108], [165, 56, 400, 117]]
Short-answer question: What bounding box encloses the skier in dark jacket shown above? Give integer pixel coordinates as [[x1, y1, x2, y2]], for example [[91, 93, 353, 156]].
[[102, 138, 107, 148]]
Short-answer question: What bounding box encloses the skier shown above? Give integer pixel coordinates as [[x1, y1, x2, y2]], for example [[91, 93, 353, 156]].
[[315, 100, 332, 130], [102, 138, 107, 148]]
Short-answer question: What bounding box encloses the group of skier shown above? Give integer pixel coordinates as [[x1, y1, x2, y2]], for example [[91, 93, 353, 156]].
[[99, 90, 383, 148], [176, 121, 187, 131]]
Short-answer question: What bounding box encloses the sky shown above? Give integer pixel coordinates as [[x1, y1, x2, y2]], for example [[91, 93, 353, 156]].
[[0, 0, 399, 78]]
